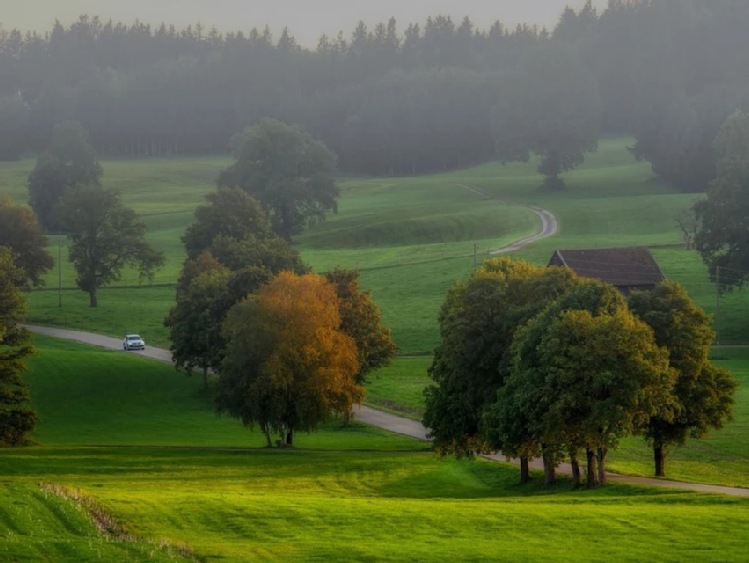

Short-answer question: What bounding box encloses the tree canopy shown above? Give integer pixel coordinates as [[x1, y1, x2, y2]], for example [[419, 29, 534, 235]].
[[0, 248, 37, 445], [0, 197, 53, 288], [56, 185, 164, 307], [423, 258, 579, 458], [217, 272, 362, 447], [485, 280, 674, 487], [218, 118, 339, 240]]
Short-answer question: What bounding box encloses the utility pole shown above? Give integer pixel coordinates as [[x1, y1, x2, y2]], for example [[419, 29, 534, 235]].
[[473, 243, 478, 268], [58, 232, 62, 308]]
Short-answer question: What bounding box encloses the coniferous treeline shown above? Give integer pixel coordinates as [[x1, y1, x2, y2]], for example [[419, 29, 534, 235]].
[[1, 1, 748, 184]]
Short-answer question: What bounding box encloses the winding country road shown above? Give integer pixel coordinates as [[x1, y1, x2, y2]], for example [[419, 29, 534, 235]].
[[26, 324, 749, 498], [457, 184, 559, 255], [489, 206, 559, 255]]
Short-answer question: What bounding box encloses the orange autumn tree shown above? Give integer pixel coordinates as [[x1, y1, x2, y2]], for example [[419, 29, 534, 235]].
[[218, 271, 362, 447]]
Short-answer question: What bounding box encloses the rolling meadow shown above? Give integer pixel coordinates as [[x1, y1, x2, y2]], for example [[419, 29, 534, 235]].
[[2, 138, 749, 559]]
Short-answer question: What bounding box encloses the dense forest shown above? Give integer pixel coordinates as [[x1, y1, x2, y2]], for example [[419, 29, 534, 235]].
[[1, 0, 748, 186]]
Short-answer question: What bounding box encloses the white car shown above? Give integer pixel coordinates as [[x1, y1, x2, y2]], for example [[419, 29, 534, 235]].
[[123, 334, 146, 351]]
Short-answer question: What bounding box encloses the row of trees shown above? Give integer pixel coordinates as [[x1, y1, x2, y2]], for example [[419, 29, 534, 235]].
[[2, 3, 748, 183], [424, 258, 736, 486]]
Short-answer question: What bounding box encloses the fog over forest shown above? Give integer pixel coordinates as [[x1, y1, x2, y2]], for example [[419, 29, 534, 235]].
[[1, 1, 748, 188], [5, 0, 606, 46]]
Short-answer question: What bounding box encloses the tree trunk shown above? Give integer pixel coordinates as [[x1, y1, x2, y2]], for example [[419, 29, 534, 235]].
[[542, 446, 557, 486], [597, 447, 608, 486], [286, 427, 294, 447], [654, 444, 666, 477], [519, 456, 530, 484], [263, 424, 272, 448], [88, 289, 98, 308], [570, 452, 581, 487], [586, 448, 598, 489]]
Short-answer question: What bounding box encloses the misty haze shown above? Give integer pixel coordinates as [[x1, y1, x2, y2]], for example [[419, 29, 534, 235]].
[[1, 1, 749, 561]]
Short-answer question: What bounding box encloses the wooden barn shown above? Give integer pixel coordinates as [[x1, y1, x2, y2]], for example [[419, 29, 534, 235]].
[[548, 247, 665, 295]]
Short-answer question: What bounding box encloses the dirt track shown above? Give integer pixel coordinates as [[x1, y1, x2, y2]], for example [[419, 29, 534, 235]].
[[26, 324, 749, 497]]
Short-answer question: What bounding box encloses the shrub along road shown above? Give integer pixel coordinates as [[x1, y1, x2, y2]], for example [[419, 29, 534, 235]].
[[24, 324, 749, 497]]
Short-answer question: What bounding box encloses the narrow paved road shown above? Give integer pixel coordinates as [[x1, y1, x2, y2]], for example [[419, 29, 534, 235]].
[[26, 324, 749, 498], [457, 184, 559, 255], [489, 206, 559, 255]]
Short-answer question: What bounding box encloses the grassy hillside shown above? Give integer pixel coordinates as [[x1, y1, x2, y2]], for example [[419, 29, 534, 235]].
[[2, 337, 749, 561], [2, 138, 747, 352]]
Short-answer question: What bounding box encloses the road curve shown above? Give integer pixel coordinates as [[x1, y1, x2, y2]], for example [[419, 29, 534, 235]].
[[456, 184, 559, 255], [489, 206, 559, 255], [25, 324, 749, 497]]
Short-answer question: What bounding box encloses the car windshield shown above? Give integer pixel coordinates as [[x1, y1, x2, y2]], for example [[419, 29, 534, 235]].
[[127, 335, 142, 341]]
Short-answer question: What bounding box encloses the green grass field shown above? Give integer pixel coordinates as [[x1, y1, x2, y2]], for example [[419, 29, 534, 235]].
[[2, 337, 749, 561], [3, 140, 749, 559], [3, 138, 747, 353]]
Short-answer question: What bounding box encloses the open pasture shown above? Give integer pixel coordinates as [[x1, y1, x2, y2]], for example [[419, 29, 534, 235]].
[[2, 336, 749, 561], [3, 137, 743, 353]]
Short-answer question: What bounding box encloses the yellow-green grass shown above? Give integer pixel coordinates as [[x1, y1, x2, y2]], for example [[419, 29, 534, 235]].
[[2, 337, 749, 561], [0, 484, 184, 561], [4, 447, 749, 562]]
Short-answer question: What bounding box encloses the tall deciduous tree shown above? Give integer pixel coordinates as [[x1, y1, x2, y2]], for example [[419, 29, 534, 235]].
[[0, 248, 37, 445], [218, 272, 362, 447], [27, 120, 102, 230], [0, 197, 53, 288], [56, 185, 164, 307], [218, 118, 339, 240], [491, 45, 601, 189], [423, 258, 579, 461], [628, 282, 736, 477], [695, 110, 749, 288], [166, 188, 307, 380]]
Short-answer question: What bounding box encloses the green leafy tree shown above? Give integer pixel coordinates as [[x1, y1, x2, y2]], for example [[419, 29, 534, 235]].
[[493, 281, 674, 487], [629, 282, 737, 476], [166, 189, 307, 381], [181, 187, 272, 260], [218, 118, 339, 240], [0, 248, 37, 445], [424, 258, 579, 460], [27, 120, 102, 230], [325, 268, 396, 383], [695, 110, 749, 288], [0, 197, 53, 288], [56, 185, 165, 308], [218, 272, 362, 447], [492, 45, 601, 190]]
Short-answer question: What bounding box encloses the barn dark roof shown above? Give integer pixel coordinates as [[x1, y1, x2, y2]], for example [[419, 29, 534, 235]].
[[549, 247, 664, 292]]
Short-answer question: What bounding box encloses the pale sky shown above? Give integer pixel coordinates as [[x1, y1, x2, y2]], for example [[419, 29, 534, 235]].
[[2, 0, 607, 47]]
